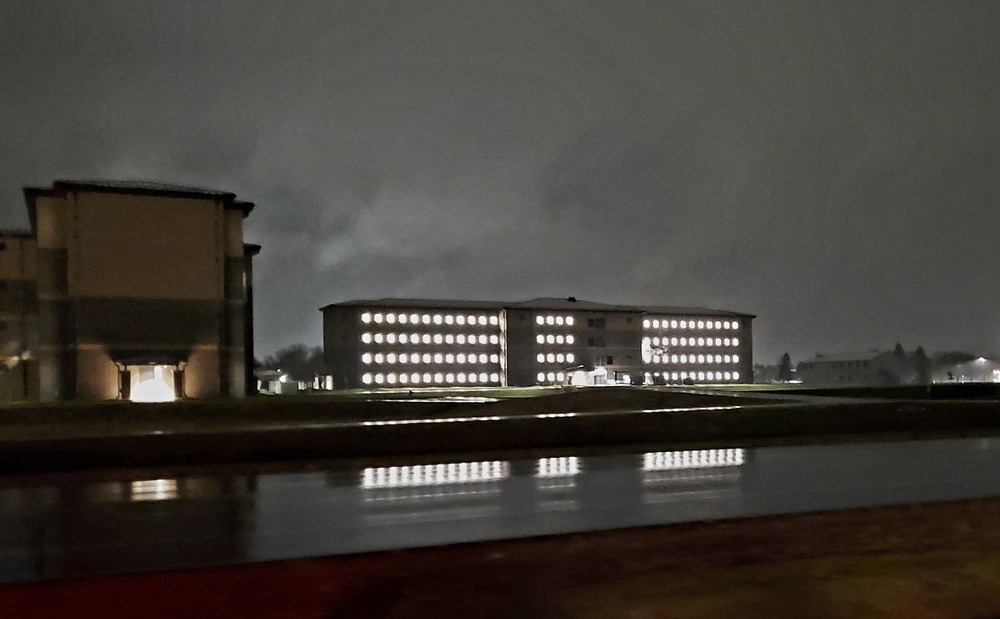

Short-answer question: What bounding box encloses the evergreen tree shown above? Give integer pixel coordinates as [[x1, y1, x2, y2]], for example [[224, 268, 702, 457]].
[[914, 346, 931, 384], [777, 352, 793, 382], [893, 342, 906, 358]]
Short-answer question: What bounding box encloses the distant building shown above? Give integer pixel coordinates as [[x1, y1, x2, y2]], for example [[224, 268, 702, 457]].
[[321, 297, 754, 389], [796, 350, 907, 386], [0, 180, 259, 402]]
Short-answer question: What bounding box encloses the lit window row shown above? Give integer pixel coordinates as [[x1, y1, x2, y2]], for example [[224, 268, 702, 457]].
[[534, 314, 575, 327], [536, 371, 567, 383], [361, 332, 501, 346], [643, 449, 745, 472], [535, 352, 576, 364], [362, 372, 501, 385], [643, 318, 739, 331], [647, 353, 740, 365], [644, 336, 739, 348], [536, 457, 579, 478], [534, 334, 576, 345], [362, 352, 500, 365], [362, 312, 499, 327], [670, 370, 740, 381], [361, 461, 509, 489]]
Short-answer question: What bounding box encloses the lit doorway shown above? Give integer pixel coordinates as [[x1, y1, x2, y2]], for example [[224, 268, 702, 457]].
[[121, 364, 182, 402]]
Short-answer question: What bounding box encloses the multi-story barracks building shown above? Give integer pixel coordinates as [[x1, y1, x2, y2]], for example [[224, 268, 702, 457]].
[[321, 297, 753, 389]]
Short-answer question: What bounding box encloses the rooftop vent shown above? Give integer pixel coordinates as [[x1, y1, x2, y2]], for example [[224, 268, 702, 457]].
[[567, 296, 577, 302]]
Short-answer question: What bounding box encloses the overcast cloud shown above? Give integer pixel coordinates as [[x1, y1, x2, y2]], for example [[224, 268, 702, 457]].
[[2, 1, 999, 364]]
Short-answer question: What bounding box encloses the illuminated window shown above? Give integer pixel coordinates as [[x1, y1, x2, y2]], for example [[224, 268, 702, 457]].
[[733, 355, 740, 363], [490, 353, 499, 363], [422, 314, 431, 324], [537, 372, 545, 382], [362, 333, 372, 344], [362, 373, 373, 384], [361, 312, 372, 323], [566, 335, 575, 344], [478, 316, 487, 326], [457, 372, 466, 383], [671, 354, 679, 363], [652, 337, 659, 346], [489, 334, 499, 344], [423, 373, 432, 383], [399, 314, 408, 324], [433, 334, 443, 344], [434, 353, 443, 364], [399, 374, 408, 384], [556, 372, 565, 381], [490, 316, 499, 325], [411, 355, 420, 365], [733, 338, 739, 346], [643, 319, 651, 328], [422, 334, 431, 344], [556, 316, 564, 326], [715, 337, 722, 346], [671, 337, 678, 346], [697, 337, 705, 346], [714, 321, 722, 329], [546, 353, 555, 363], [386, 353, 397, 364], [422, 353, 432, 363], [698, 371, 706, 380], [724, 354, 731, 363], [546, 334, 555, 344], [490, 372, 499, 382], [411, 373, 420, 383], [731, 321, 739, 330], [399, 353, 408, 363], [672, 372, 679, 380], [733, 371, 740, 380], [547, 372, 556, 382], [567, 353, 575, 363], [467, 373, 478, 383], [537, 353, 545, 363], [457, 334, 466, 345], [670, 320, 678, 329], [698, 354, 705, 363], [445, 314, 454, 325], [536, 334, 544, 344], [445, 373, 454, 383], [445, 353, 455, 363], [556, 334, 565, 344], [653, 354, 660, 363], [653, 319, 660, 329], [680, 371, 688, 379], [362, 353, 372, 364], [399, 334, 409, 344], [457, 353, 467, 363], [566, 317, 575, 326], [386, 313, 396, 324], [374, 353, 384, 364], [715, 354, 722, 363], [375, 374, 385, 384], [680, 320, 687, 329], [724, 338, 731, 346], [696, 320, 704, 329], [409, 313, 419, 324], [477, 334, 487, 345], [556, 353, 565, 363], [433, 314, 443, 325], [546, 315, 554, 325], [434, 373, 444, 384], [479, 353, 488, 363], [457, 315, 466, 325], [680, 354, 688, 363], [374, 313, 384, 324], [478, 372, 488, 382], [724, 371, 732, 380], [680, 337, 687, 346], [445, 334, 454, 344], [715, 371, 723, 380], [387, 373, 397, 384], [386, 333, 396, 344]]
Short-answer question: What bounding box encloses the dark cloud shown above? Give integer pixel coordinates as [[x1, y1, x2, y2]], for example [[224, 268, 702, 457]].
[[2, 1, 999, 364]]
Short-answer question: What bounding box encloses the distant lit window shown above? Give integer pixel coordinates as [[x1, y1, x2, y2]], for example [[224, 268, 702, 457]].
[[409, 314, 419, 324], [399, 314, 408, 324], [399, 374, 408, 384], [490, 353, 499, 363], [468, 373, 478, 383], [698, 371, 706, 380], [422, 314, 431, 324], [478, 372, 487, 382], [696, 320, 704, 329], [457, 372, 466, 383], [652, 337, 659, 346], [362, 333, 373, 344], [445, 353, 455, 363], [423, 373, 432, 383], [566, 317, 575, 326], [386, 313, 396, 324], [731, 322, 739, 330], [433, 314, 443, 325], [566, 335, 575, 344], [445, 373, 454, 383], [362, 353, 372, 364], [457, 315, 466, 325], [556, 353, 565, 363], [671, 372, 679, 380], [478, 316, 487, 326], [671, 354, 679, 363], [434, 373, 444, 384], [733, 355, 740, 363], [537, 372, 546, 382], [399, 334, 409, 344], [698, 354, 705, 363], [374, 313, 384, 324], [714, 337, 722, 346], [399, 353, 408, 363], [490, 372, 499, 382], [445, 334, 455, 344], [422, 334, 431, 344], [387, 373, 397, 384], [411, 355, 420, 365], [556, 316, 564, 326], [537, 353, 545, 363], [724, 338, 731, 346], [489, 316, 499, 325], [387, 353, 397, 364], [697, 338, 705, 346], [547, 372, 556, 381], [361, 312, 372, 323], [546, 316, 555, 325], [457, 334, 466, 345], [733, 371, 740, 380], [671, 337, 678, 346], [724, 371, 732, 380], [479, 353, 488, 363], [680, 320, 687, 329], [680, 355, 688, 363], [724, 355, 732, 363], [411, 373, 421, 383], [715, 355, 722, 363], [546, 334, 555, 344], [653, 319, 660, 329], [670, 320, 678, 329], [653, 354, 661, 363], [475, 334, 485, 345], [433, 353, 443, 363], [445, 315, 454, 325], [422, 353, 431, 363], [457, 353, 467, 363], [733, 338, 740, 347], [433, 334, 443, 344], [556, 335, 565, 344], [386, 333, 396, 344], [680, 337, 687, 346], [362, 373, 373, 385], [375, 374, 385, 384], [567, 353, 575, 363], [536, 334, 545, 344], [489, 334, 499, 344], [546, 353, 555, 363], [374, 353, 384, 364], [714, 321, 722, 329]]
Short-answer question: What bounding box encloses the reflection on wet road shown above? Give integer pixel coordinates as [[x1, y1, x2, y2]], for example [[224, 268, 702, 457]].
[[4, 437, 1000, 584]]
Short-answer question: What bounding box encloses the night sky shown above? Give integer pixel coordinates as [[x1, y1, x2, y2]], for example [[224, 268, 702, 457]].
[[2, 1, 999, 365]]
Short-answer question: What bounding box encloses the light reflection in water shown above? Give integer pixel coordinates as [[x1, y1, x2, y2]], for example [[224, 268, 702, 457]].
[[129, 479, 178, 502]]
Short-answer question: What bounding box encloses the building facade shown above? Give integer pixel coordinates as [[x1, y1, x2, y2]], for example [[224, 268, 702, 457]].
[[0, 180, 259, 402], [321, 297, 754, 389], [796, 350, 908, 386]]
